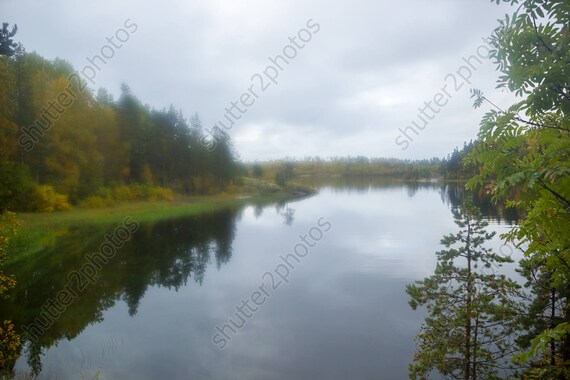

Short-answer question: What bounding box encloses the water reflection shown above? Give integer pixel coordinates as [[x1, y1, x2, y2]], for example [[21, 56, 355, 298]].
[[439, 183, 519, 224], [296, 176, 519, 224], [1, 208, 242, 375], [0, 178, 518, 378]]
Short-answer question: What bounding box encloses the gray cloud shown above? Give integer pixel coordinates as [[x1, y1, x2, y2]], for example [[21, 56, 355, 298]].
[[2, 0, 514, 161]]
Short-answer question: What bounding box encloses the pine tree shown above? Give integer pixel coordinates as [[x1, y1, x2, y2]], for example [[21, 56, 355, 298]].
[[0, 23, 18, 57], [406, 200, 524, 379]]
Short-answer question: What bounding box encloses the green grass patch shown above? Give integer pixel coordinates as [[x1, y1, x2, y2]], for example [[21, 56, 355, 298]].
[[7, 190, 311, 263]]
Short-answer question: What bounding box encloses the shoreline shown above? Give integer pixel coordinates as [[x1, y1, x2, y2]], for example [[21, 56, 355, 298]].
[[8, 190, 312, 263]]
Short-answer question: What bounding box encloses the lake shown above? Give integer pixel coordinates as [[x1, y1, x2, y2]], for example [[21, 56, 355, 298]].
[[1, 180, 520, 379]]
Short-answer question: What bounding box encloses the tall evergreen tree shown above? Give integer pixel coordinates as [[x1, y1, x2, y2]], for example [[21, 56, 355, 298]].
[[406, 201, 524, 379], [0, 23, 18, 57]]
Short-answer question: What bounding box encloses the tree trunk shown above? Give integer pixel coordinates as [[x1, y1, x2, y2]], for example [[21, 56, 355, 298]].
[[551, 288, 556, 367], [472, 317, 478, 380], [465, 217, 472, 380], [465, 285, 472, 379]]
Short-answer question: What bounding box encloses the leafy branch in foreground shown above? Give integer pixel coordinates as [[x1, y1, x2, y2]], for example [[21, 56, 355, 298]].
[[466, 1, 570, 376]]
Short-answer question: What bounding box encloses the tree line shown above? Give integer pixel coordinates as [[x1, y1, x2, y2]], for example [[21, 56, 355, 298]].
[[0, 26, 238, 211], [248, 156, 444, 181], [246, 149, 482, 182]]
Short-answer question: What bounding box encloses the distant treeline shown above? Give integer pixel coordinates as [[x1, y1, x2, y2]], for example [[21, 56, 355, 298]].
[[0, 49, 238, 211], [248, 157, 441, 180], [247, 143, 479, 181]]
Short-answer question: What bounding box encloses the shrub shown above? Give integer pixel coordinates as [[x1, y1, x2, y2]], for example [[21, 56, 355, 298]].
[[110, 185, 134, 201], [0, 320, 20, 369], [147, 186, 174, 201], [0, 211, 19, 296], [240, 177, 281, 194], [79, 185, 175, 208], [79, 195, 113, 208], [223, 183, 241, 195], [30, 186, 71, 213], [0, 213, 21, 371], [251, 164, 264, 178]]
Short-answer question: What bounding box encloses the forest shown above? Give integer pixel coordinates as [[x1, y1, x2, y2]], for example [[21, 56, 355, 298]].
[[0, 30, 238, 212]]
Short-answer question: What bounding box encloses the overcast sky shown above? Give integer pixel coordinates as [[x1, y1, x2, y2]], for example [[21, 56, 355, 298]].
[[2, 0, 516, 161]]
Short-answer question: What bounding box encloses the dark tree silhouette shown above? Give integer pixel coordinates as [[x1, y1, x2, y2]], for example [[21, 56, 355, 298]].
[[0, 23, 18, 57]]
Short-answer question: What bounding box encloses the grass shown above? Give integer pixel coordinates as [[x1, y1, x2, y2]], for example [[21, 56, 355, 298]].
[[19, 195, 242, 229], [6, 183, 314, 263]]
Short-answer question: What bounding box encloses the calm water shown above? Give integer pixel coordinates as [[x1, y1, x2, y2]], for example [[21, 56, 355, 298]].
[[1, 180, 519, 379]]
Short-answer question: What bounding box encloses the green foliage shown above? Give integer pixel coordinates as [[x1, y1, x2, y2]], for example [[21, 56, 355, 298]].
[[275, 163, 295, 186], [29, 185, 71, 213], [0, 39, 239, 211], [0, 212, 19, 296], [466, 0, 570, 375], [141, 186, 174, 202], [514, 323, 570, 379], [251, 163, 264, 178], [0, 23, 18, 57], [257, 156, 443, 180], [240, 177, 281, 194], [406, 201, 524, 379], [0, 212, 21, 371], [78, 185, 174, 208], [440, 140, 480, 180], [78, 195, 110, 209], [514, 253, 570, 378], [0, 320, 20, 372], [0, 162, 35, 212]]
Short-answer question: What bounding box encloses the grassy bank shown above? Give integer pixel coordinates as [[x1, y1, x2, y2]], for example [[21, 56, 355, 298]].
[[19, 194, 251, 229], [7, 180, 316, 262]]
